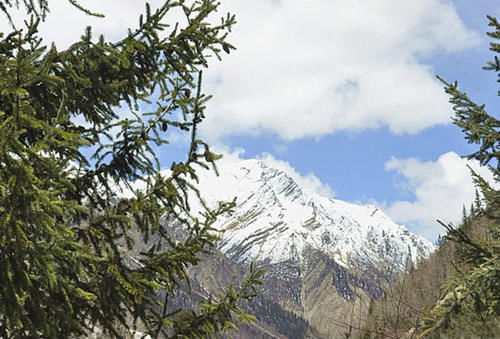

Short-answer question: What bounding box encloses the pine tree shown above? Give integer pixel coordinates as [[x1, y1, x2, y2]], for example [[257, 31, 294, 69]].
[[421, 15, 500, 338], [473, 188, 483, 216], [0, 1, 263, 338]]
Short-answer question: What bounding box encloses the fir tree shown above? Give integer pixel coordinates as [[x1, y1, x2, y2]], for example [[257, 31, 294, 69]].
[[461, 204, 468, 224], [0, 1, 263, 338], [473, 188, 483, 216], [421, 15, 500, 338]]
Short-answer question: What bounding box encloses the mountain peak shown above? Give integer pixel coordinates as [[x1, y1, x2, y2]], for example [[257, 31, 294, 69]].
[[192, 157, 434, 271]]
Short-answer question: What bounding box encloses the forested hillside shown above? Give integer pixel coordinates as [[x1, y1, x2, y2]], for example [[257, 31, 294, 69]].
[[358, 206, 498, 338], [357, 15, 500, 339]]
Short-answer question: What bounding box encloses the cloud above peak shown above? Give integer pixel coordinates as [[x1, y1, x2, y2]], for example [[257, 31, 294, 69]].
[[200, 0, 479, 140]]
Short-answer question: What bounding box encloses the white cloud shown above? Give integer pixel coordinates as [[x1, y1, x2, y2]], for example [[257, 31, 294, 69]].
[[383, 152, 496, 240], [0, 1, 184, 49], [199, 0, 479, 140], [0, 1, 479, 141]]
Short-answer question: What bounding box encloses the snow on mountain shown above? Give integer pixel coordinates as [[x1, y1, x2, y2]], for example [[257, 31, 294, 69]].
[[190, 158, 434, 271], [117, 158, 436, 338]]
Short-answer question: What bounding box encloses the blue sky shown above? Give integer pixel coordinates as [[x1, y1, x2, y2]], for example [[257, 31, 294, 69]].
[[192, 0, 499, 240], [2, 0, 499, 241]]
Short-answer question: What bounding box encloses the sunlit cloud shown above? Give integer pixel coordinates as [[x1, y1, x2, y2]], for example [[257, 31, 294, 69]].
[[383, 152, 496, 240]]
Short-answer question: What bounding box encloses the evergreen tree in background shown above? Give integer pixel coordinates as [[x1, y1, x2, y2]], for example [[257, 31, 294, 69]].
[[0, 1, 263, 338], [421, 15, 500, 338]]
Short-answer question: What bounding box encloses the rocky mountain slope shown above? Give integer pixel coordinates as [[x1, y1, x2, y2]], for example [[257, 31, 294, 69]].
[[177, 159, 434, 338], [124, 158, 435, 338]]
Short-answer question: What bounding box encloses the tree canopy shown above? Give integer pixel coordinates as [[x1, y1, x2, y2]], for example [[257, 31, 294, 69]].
[[420, 15, 500, 338], [0, 1, 262, 338]]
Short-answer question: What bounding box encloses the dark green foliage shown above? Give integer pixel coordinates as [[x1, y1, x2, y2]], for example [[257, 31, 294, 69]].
[[356, 15, 500, 339], [420, 15, 500, 338], [0, 1, 263, 338]]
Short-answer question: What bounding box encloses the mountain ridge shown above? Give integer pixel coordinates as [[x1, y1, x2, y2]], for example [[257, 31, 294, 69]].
[[189, 158, 434, 271], [119, 157, 436, 338]]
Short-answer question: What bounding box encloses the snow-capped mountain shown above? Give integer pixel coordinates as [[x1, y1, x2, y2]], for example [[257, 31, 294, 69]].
[[192, 158, 434, 271], [122, 157, 436, 338], [169, 158, 437, 338]]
